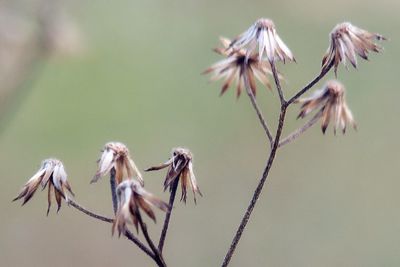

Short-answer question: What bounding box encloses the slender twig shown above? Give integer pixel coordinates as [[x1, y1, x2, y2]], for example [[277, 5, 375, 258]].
[[107, 170, 163, 262], [222, 59, 291, 266], [158, 178, 179, 252], [109, 168, 118, 214], [270, 61, 286, 105], [124, 230, 157, 260], [243, 64, 274, 146], [287, 62, 333, 106], [222, 61, 332, 266], [67, 199, 113, 223], [138, 211, 167, 267], [221, 106, 287, 267], [279, 109, 323, 147], [67, 198, 155, 259]]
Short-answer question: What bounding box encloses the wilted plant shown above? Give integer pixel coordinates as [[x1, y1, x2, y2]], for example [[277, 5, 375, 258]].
[[204, 18, 385, 267], [13, 17, 385, 267], [13, 142, 201, 267]]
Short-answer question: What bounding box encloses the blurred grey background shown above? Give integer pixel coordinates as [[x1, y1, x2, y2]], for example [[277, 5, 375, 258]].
[[1, 0, 399, 266]]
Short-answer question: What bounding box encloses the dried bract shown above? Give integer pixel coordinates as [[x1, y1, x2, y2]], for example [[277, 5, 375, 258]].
[[112, 179, 169, 236], [204, 37, 274, 98], [146, 148, 202, 203], [297, 80, 356, 134], [322, 22, 386, 75], [13, 159, 74, 215], [229, 18, 295, 63], [92, 142, 143, 185]]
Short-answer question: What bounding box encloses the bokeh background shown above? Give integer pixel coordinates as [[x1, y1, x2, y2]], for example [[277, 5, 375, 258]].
[[1, 0, 399, 266]]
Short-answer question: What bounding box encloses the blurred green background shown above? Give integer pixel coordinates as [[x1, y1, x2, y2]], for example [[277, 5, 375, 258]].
[[1, 0, 399, 266]]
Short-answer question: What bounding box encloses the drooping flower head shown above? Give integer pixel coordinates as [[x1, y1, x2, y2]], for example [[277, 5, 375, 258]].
[[112, 179, 169, 236], [229, 18, 295, 63], [145, 147, 202, 204], [322, 22, 386, 75], [91, 142, 143, 185], [297, 80, 356, 134], [13, 159, 74, 215], [204, 37, 276, 98]]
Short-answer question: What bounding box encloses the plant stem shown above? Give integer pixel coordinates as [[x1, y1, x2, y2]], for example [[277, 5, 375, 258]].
[[243, 64, 274, 146], [158, 178, 179, 252], [279, 109, 323, 147], [138, 212, 167, 267], [124, 230, 157, 260], [270, 61, 286, 105], [67, 198, 155, 259], [221, 106, 287, 267], [222, 62, 332, 266], [286, 62, 333, 106], [67, 199, 113, 223], [110, 168, 118, 214], [222, 60, 290, 266]]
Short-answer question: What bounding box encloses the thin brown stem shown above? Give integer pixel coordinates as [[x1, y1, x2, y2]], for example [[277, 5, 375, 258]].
[[109, 168, 118, 214], [221, 105, 287, 267], [222, 61, 333, 266], [67, 198, 155, 260], [243, 64, 274, 146], [67, 199, 113, 223], [270, 61, 286, 105], [158, 178, 179, 252], [108, 170, 162, 263], [138, 211, 167, 267], [124, 230, 157, 260], [287, 62, 333, 106], [279, 109, 323, 147]]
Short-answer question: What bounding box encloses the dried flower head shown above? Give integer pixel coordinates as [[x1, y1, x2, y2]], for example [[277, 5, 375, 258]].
[[145, 148, 202, 203], [204, 37, 275, 98], [297, 80, 356, 134], [13, 159, 74, 215], [91, 142, 143, 186], [112, 179, 169, 236], [229, 18, 295, 63], [322, 22, 386, 75]]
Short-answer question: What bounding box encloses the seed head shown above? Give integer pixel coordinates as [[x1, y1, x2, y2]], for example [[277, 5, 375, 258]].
[[13, 159, 74, 215], [322, 22, 386, 75], [145, 147, 202, 204], [204, 37, 275, 98], [297, 80, 357, 134], [92, 142, 143, 186], [229, 18, 295, 63], [112, 179, 169, 236]]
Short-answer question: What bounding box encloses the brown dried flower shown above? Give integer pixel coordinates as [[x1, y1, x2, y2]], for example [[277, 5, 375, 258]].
[[13, 159, 74, 215], [322, 22, 386, 75], [112, 179, 169, 236], [229, 18, 295, 63], [145, 148, 202, 203], [297, 80, 356, 134], [204, 37, 275, 98], [91, 142, 143, 185]]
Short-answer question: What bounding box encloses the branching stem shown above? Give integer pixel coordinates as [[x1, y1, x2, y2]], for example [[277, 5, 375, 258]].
[[67, 198, 155, 260], [221, 106, 286, 267], [138, 211, 167, 267], [287, 62, 333, 105], [279, 109, 323, 147], [222, 61, 332, 266]]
